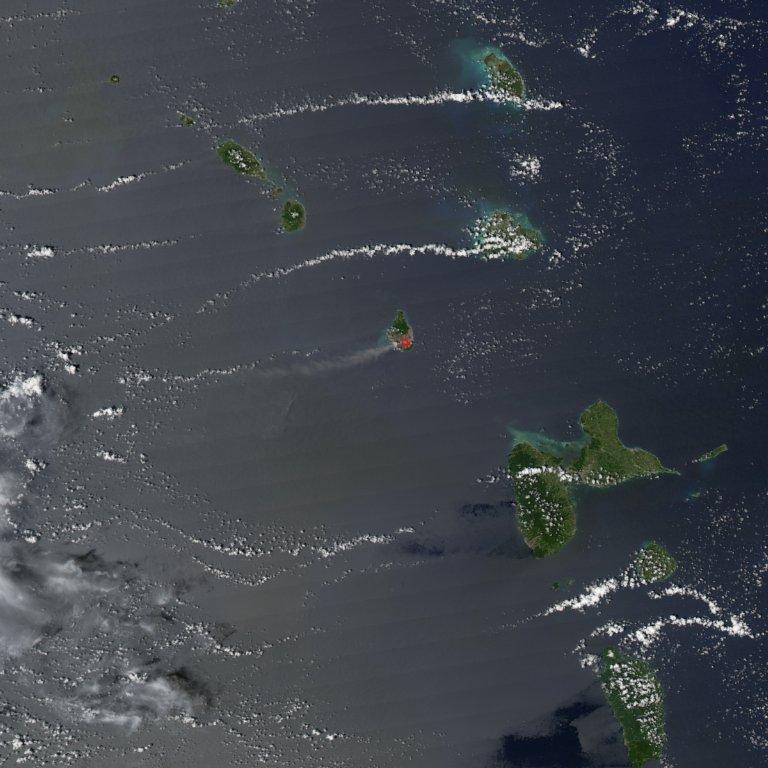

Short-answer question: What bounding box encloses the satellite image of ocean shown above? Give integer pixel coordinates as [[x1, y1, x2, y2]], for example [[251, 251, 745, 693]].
[[0, 1, 765, 766]]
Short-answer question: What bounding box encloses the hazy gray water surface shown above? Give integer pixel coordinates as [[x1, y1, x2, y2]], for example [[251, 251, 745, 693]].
[[0, 1, 765, 766]]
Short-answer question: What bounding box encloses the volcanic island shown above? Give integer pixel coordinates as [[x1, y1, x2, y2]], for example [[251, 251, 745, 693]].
[[387, 310, 414, 351]]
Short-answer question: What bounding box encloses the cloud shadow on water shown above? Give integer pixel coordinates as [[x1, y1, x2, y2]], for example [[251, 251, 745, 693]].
[[400, 500, 532, 560], [488, 685, 630, 768]]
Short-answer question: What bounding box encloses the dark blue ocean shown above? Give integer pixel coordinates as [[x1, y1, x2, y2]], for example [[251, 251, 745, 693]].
[[0, 0, 764, 766]]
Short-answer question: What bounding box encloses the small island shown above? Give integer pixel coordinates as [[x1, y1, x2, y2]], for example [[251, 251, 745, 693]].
[[632, 541, 677, 584], [216, 140, 267, 180], [483, 51, 525, 100], [694, 443, 727, 463], [216, 142, 304, 229], [601, 648, 666, 768], [281, 199, 305, 232], [473, 210, 542, 260], [109, 74, 120, 84], [387, 310, 414, 351], [179, 112, 195, 127], [508, 402, 672, 557]]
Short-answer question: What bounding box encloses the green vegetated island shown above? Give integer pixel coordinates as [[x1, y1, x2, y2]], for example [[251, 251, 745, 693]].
[[216, 140, 305, 232], [482, 50, 525, 100], [387, 310, 414, 350], [632, 541, 677, 583], [217, 140, 268, 180], [508, 401, 674, 557], [281, 199, 306, 232], [601, 648, 666, 768], [473, 209, 542, 260], [694, 443, 727, 463], [598, 544, 675, 766]]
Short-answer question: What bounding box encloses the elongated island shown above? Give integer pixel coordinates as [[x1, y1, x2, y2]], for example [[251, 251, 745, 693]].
[[217, 139, 268, 179], [694, 443, 727, 463], [601, 648, 666, 768]]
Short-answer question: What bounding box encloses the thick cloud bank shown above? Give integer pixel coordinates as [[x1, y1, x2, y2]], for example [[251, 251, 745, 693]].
[[0, 372, 208, 731]]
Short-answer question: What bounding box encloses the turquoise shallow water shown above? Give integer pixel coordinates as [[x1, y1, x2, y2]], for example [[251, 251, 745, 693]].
[[507, 425, 587, 464]]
